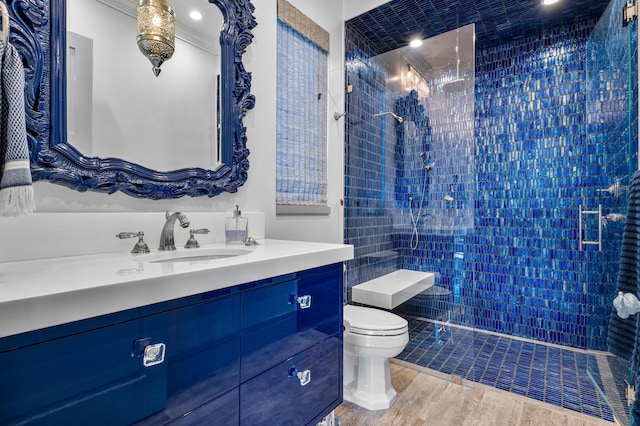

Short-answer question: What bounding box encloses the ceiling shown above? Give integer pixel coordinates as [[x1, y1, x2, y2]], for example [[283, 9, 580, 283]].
[[169, 0, 222, 41], [104, 0, 222, 52], [347, 0, 614, 53]]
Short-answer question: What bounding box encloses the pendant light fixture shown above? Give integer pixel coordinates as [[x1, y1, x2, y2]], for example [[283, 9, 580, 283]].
[[136, 0, 175, 76]]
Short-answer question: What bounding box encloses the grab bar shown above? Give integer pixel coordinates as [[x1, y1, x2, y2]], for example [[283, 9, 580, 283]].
[[579, 204, 602, 251]]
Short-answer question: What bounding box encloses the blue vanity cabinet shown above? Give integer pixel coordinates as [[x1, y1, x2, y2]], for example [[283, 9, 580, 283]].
[[0, 262, 343, 425]]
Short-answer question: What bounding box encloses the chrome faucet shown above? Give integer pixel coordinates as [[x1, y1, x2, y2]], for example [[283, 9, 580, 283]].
[[159, 211, 190, 251]]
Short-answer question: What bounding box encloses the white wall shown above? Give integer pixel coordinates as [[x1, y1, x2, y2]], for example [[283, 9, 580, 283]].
[[264, 0, 346, 243], [14, 0, 385, 255]]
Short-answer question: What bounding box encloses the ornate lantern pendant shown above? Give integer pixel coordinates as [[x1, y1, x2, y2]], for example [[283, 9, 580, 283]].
[[136, 0, 175, 76]]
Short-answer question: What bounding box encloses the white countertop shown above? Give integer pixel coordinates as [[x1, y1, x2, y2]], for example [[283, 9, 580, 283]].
[[0, 239, 354, 338]]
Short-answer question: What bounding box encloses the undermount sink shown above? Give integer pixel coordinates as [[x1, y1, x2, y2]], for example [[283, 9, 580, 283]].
[[140, 248, 252, 264]]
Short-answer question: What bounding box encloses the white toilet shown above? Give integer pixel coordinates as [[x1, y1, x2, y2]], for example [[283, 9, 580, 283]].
[[343, 269, 435, 411], [343, 304, 409, 410]]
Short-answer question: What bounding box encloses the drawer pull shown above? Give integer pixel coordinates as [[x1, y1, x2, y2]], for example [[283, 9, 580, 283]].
[[289, 367, 311, 386], [297, 295, 312, 309], [143, 343, 166, 367]]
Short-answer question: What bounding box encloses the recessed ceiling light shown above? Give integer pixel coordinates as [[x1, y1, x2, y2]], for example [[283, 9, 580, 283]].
[[542, 0, 559, 5], [189, 10, 203, 20], [409, 38, 423, 48]]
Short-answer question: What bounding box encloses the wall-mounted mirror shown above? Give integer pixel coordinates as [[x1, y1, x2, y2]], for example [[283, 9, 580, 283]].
[[20, 0, 256, 199], [67, 0, 223, 172]]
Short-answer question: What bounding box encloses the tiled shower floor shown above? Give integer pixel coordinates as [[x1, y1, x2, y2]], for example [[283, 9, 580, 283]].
[[395, 317, 616, 423]]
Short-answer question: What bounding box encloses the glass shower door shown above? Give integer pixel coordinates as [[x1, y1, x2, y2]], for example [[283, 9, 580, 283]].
[[585, 0, 637, 423], [365, 24, 477, 387]]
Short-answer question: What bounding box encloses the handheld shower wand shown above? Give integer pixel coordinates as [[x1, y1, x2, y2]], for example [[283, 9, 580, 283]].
[[419, 152, 434, 171], [409, 152, 431, 250]]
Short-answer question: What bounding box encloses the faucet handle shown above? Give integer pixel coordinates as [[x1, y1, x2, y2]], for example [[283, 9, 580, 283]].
[[116, 232, 141, 239], [116, 232, 151, 254], [185, 228, 210, 249], [242, 237, 259, 246]]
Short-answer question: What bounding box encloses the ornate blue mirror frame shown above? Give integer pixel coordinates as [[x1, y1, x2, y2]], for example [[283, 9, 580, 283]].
[[20, 0, 256, 199]]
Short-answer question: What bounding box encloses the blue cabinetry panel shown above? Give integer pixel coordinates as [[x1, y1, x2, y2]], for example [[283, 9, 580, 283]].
[[241, 266, 342, 381], [160, 388, 239, 426], [240, 336, 341, 426], [0, 295, 240, 426], [135, 296, 240, 424], [0, 319, 167, 425]]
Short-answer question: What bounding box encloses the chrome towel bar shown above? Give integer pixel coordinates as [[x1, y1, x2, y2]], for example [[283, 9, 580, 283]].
[[579, 204, 602, 251]]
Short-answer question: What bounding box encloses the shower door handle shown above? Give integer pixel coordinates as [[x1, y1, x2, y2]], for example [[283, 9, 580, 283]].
[[579, 204, 602, 251]]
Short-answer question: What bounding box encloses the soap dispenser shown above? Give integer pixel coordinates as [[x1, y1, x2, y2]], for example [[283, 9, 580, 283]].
[[225, 205, 248, 244]]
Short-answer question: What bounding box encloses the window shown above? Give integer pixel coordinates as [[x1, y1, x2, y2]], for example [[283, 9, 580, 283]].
[[276, 0, 329, 214]]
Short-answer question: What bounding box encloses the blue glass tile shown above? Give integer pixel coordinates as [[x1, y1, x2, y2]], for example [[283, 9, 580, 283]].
[[395, 319, 617, 422]]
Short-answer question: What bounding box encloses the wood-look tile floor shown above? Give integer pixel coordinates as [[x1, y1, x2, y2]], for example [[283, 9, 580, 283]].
[[335, 362, 618, 425]]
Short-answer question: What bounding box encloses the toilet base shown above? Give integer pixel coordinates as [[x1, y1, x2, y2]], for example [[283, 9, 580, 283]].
[[344, 385, 397, 411], [343, 356, 398, 410]]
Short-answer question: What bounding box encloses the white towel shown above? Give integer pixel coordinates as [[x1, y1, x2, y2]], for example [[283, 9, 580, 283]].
[[0, 40, 35, 216]]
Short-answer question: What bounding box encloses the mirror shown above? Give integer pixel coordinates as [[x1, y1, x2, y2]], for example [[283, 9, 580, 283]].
[[66, 0, 223, 172], [21, 0, 256, 199]]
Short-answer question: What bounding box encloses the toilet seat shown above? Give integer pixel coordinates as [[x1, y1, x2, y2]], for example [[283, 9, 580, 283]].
[[344, 305, 408, 336]]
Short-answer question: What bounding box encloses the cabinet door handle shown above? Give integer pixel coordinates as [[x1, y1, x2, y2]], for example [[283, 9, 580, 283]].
[[297, 295, 312, 309], [289, 367, 311, 386], [143, 343, 166, 367]]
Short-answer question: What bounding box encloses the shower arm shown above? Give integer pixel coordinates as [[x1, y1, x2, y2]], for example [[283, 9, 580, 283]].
[[373, 111, 404, 124]]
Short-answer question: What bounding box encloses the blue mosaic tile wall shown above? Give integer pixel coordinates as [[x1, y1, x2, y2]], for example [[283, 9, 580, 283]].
[[468, 21, 619, 351], [345, 16, 634, 352]]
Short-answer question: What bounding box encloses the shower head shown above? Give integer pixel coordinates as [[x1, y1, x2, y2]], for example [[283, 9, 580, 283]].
[[442, 77, 466, 93], [392, 113, 404, 124], [373, 111, 404, 124], [443, 26, 467, 95]]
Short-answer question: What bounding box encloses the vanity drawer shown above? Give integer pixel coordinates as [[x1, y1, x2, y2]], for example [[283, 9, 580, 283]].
[[239, 335, 341, 426], [0, 319, 167, 426], [0, 295, 240, 426], [240, 266, 342, 381], [135, 295, 241, 425]]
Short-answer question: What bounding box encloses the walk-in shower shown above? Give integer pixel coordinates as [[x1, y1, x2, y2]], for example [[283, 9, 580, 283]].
[[344, 0, 635, 422]]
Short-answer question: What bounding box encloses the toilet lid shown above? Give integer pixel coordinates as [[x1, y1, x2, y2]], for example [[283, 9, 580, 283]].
[[344, 305, 408, 336]]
